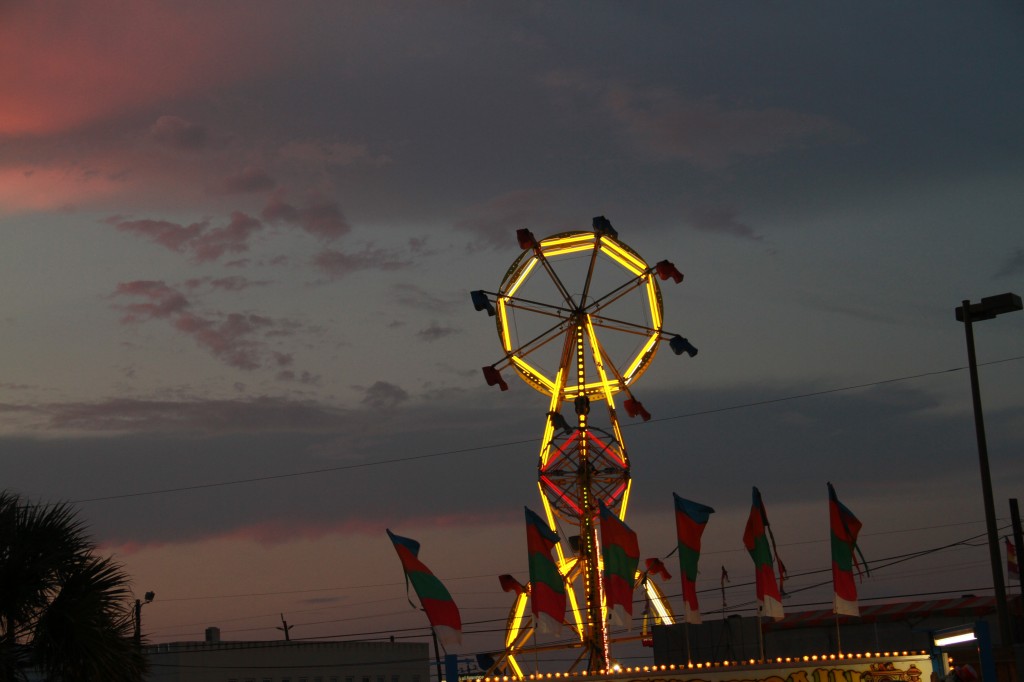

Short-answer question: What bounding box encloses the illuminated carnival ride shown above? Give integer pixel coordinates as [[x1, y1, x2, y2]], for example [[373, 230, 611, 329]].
[[470, 217, 698, 674]]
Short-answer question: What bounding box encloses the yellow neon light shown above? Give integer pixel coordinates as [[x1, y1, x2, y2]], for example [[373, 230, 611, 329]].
[[643, 579, 674, 623], [539, 421, 554, 466], [565, 576, 585, 639], [540, 369, 565, 467], [645, 275, 662, 329], [511, 356, 554, 392], [542, 243, 596, 258], [507, 657, 524, 679], [584, 316, 616, 406], [563, 379, 620, 396], [506, 592, 528, 647], [622, 333, 659, 383], [619, 480, 632, 519], [601, 241, 646, 276], [504, 256, 539, 298], [537, 487, 568, 567], [539, 233, 595, 250], [611, 418, 625, 451], [498, 300, 513, 352]]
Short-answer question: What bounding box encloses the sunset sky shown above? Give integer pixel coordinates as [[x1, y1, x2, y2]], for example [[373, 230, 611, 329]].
[[2, 1, 1023, 667]]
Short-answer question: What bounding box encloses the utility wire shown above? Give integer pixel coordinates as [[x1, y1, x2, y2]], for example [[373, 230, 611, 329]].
[[149, 526, 1003, 641], [69, 355, 1022, 505]]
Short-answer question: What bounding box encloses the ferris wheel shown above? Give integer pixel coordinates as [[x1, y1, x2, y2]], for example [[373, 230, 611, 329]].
[[471, 217, 697, 674]]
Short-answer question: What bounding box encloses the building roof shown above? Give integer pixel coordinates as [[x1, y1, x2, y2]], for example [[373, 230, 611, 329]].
[[768, 596, 996, 630]]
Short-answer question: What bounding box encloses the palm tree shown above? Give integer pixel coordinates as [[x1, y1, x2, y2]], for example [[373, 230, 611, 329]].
[[0, 491, 146, 681]]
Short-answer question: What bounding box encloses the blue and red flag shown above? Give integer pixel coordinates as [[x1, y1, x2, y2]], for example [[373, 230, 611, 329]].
[[673, 494, 715, 624]]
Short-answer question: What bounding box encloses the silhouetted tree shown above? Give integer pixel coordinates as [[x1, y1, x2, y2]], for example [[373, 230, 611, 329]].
[[0, 491, 145, 681]]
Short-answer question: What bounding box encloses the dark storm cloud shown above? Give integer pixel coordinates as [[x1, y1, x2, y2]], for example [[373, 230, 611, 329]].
[[453, 190, 572, 251], [359, 381, 409, 410], [682, 204, 761, 241], [150, 115, 209, 150], [218, 165, 276, 194], [390, 284, 458, 313], [416, 323, 458, 342], [6, 376, 1020, 551], [312, 247, 410, 279], [36, 397, 351, 435], [995, 248, 1024, 279]]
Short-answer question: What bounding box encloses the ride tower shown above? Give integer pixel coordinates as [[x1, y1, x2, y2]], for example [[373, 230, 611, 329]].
[[471, 218, 698, 674]]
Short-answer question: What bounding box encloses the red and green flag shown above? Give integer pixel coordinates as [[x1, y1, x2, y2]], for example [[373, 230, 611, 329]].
[[1008, 538, 1020, 582], [829, 483, 868, 616], [525, 507, 566, 634], [673, 493, 715, 624], [387, 529, 462, 647], [742, 487, 784, 620], [599, 500, 640, 628]]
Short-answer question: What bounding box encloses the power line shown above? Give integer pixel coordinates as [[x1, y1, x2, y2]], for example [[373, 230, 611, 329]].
[[149, 525, 1003, 643], [69, 355, 1022, 505]]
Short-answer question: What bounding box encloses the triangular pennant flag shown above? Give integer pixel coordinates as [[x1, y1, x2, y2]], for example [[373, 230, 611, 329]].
[[742, 487, 784, 620], [645, 557, 672, 582], [524, 507, 566, 634], [829, 482, 866, 616], [599, 500, 640, 628], [387, 530, 462, 646], [673, 494, 715, 624]]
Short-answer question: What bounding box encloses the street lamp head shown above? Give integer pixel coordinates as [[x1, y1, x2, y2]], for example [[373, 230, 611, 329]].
[[955, 292, 1022, 322], [144, 591, 155, 603]]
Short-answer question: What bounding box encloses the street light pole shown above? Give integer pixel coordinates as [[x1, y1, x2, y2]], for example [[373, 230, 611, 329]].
[[955, 292, 1022, 653], [134, 591, 155, 647]]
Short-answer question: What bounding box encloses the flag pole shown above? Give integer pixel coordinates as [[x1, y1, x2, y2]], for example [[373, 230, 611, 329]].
[[684, 621, 692, 664], [756, 607, 765, 663], [430, 626, 444, 682], [834, 612, 843, 655]]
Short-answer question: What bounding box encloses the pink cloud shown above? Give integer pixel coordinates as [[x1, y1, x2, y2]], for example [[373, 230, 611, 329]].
[[182, 276, 269, 292], [453, 189, 571, 250], [313, 247, 409, 279], [113, 218, 207, 253], [114, 280, 293, 371], [114, 280, 190, 322], [218, 165, 276, 194], [174, 312, 270, 370], [541, 72, 853, 170], [39, 396, 352, 435], [261, 191, 350, 241], [150, 116, 209, 150], [190, 212, 262, 262], [0, 3, 286, 136], [602, 85, 853, 169], [278, 139, 392, 168], [0, 165, 126, 213], [110, 212, 262, 263]]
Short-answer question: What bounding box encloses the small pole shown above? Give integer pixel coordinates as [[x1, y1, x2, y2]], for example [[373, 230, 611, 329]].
[[684, 621, 691, 663], [277, 613, 292, 641], [134, 599, 142, 647], [431, 627, 444, 682], [835, 612, 843, 655], [1011, 499, 1024, 593], [756, 608, 765, 663]]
